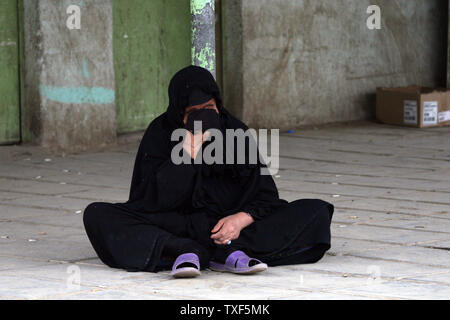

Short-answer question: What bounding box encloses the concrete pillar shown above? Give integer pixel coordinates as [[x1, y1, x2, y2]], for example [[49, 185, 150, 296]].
[[191, 0, 216, 78], [221, 0, 243, 119], [23, 0, 116, 153]]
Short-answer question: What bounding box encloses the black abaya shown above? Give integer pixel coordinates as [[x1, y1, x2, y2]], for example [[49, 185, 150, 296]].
[[84, 199, 333, 272], [83, 65, 334, 272]]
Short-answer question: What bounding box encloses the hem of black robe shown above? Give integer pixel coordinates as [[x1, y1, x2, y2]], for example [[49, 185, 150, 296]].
[[255, 200, 334, 266], [248, 200, 334, 260], [262, 243, 330, 266], [142, 233, 172, 272]]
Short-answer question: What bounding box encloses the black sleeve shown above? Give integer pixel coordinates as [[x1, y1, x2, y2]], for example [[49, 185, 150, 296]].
[[127, 118, 198, 212], [224, 119, 284, 221], [240, 173, 281, 220], [152, 154, 197, 210]]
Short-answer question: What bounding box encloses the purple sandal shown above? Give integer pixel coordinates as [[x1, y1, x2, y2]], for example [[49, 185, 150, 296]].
[[170, 253, 201, 278], [209, 250, 268, 274]]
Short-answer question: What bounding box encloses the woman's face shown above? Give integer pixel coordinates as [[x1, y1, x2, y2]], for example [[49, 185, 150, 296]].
[[183, 98, 219, 125]]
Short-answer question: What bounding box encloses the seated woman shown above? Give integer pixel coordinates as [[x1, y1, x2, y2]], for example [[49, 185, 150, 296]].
[[83, 65, 334, 278]]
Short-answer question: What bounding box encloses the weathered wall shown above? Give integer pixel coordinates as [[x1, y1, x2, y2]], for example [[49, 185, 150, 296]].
[[18, 0, 448, 150], [224, 0, 448, 129], [221, 0, 243, 119], [113, 0, 191, 134], [23, 0, 116, 152]]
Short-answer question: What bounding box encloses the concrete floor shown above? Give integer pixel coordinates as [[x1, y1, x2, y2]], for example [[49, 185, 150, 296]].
[[0, 120, 449, 300]]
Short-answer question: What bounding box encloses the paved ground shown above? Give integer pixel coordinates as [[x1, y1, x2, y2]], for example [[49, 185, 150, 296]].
[[0, 120, 449, 300]]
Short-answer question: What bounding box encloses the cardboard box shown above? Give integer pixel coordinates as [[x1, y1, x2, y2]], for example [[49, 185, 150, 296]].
[[376, 86, 450, 128]]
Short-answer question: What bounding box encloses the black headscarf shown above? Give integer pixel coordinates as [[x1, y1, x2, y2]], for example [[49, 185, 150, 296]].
[[166, 65, 227, 130]]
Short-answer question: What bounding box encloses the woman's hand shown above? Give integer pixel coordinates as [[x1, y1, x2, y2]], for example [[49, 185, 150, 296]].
[[183, 130, 211, 159], [210, 212, 255, 245]]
